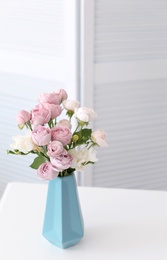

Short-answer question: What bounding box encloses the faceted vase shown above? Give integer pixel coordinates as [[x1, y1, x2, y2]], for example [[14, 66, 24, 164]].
[[42, 173, 84, 249]]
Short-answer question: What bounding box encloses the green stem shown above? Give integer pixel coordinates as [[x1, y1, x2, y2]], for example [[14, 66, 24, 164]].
[[26, 121, 32, 131], [48, 119, 55, 128], [73, 123, 80, 134], [39, 148, 50, 161], [88, 142, 97, 150]]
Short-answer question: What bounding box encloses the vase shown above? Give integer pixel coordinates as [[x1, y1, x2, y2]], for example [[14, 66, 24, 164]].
[[42, 173, 84, 249]]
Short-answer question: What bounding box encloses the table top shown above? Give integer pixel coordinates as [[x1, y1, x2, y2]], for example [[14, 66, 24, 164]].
[[0, 182, 167, 260]]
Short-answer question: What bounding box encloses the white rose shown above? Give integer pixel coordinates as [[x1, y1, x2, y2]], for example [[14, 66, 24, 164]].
[[10, 130, 36, 153], [75, 107, 97, 123], [91, 129, 108, 147], [62, 99, 80, 112], [69, 147, 98, 171]]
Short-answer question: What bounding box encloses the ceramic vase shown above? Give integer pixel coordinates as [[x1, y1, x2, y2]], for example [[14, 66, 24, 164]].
[[42, 173, 84, 249]]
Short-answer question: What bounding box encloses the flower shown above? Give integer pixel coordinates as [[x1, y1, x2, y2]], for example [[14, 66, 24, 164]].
[[38, 89, 68, 105], [56, 89, 68, 103], [50, 153, 73, 171], [51, 126, 72, 146], [31, 126, 51, 146], [10, 130, 36, 153], [31, 104, 51, 126], [7, 89, 107, 179], [91, 129, 108, 147], [47, 141, 67, 158], [75, 107, 97, 123], [62, 99, 80, 112], [57, 119, 72, 129], [16, 110, 31, 125], [37, 162, 59, 180], [69, 147, 98, 171], [42, 103, 62, 119]]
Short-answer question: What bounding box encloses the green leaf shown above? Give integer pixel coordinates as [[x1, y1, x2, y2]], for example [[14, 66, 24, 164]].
[[86, 161, 95, 165], [80, 128, 92, 138], [82, 161, 95, 166], [69, 128, 92, 149], [7, 150, 17, 155], [30, 154, 48, 170], [75, 128, 92, 144], [7, 149, 35, 155]]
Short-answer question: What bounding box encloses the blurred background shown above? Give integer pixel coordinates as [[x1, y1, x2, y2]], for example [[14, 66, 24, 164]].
[[1, 0, 167, 198]]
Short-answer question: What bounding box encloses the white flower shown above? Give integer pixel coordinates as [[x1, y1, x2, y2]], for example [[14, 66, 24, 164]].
[[75, 107, 97, 123], [91, 129, 108, 147], [69, 147, 98, 171], [62, 99, 80, 112], [10, 130, 36, 153]]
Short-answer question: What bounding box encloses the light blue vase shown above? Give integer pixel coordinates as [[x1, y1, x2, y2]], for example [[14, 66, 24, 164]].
[[42, 173, 84, 249]]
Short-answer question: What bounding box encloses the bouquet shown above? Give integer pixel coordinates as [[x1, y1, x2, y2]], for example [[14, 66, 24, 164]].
[[7, 89, 108, 179]]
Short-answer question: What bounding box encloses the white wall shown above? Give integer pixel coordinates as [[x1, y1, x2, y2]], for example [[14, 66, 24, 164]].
[[80, 0, 167, 190]]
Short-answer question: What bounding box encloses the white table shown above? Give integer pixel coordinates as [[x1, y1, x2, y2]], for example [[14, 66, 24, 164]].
[[0, 183, 167, 260]]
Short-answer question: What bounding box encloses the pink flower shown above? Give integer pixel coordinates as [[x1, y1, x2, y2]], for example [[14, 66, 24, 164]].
[[42, 103, 62, 119], [51, 126, 72, 146], [38, 89, 68, 105], [47, 141, 67, 158], [31, 125, 51, 146], [50, 153, 73, 171], [57, 119, 72, 129], [31, 104, 51, 126], [91, 129, 108, 147], [56, 89, 68, 103], [16, 110, 31, 125], [37, 162, 59, 180], [38, 92, 60, 105]]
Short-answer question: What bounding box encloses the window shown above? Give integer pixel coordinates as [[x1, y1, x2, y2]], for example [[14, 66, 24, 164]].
[[0, 0, 79, 197]]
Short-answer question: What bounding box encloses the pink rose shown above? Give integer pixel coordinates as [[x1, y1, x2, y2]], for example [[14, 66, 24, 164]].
[[31, 125, 51, 146], [47, 141, 67, 158], [57, 119, 72, 129], [91, 129, 108, 147], [38, 89, 68, 105], [51, 126, 72, 146], [42, 103, 62, 119], [50, 153, 73, 171], [31, 104, 51, 126], [16, 110, 31, 125], [37, 162, 59, 180], [55, 89, 68, 103], [38, 92, 60, 105]]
